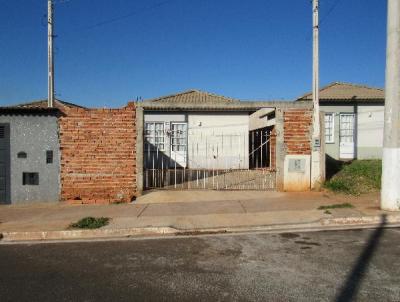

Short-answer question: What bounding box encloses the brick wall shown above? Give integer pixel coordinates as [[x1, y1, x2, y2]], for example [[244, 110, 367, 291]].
[[59, 105, 136, 204], [283, 109, 312, 155]]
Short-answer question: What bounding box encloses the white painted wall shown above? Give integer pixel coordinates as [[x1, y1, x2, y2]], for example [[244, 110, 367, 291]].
[[357, 105, 384, 159], [188, 113, 249, 169], [283, 155, 311, 191]]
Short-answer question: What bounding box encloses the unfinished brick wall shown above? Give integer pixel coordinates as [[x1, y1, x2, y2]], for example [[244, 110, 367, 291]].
[[59, 105, 136, 204], [283, 109, 312, 155]]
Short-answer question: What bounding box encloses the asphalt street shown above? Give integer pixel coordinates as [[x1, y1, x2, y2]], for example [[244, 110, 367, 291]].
[[0, 228, 399, 302]]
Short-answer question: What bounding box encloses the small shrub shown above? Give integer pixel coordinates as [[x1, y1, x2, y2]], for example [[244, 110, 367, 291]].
[[70, 217, 110, 229], [318, 203, 354, 210]]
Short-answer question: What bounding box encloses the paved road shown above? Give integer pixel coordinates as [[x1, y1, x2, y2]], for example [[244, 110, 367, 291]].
[[0, 228, 399, 302]]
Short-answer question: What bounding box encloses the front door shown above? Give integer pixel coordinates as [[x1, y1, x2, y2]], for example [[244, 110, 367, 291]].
[[170, 123, 187, 168], [0, 124, 10, 204], [339, 113, 355, 159]]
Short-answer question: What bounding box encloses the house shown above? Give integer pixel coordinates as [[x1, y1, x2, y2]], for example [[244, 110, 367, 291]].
[[297, 82, 385, 161], [136, 90, 315, 192], [0, 100, 82, 204], [140, 90, 267, 171]]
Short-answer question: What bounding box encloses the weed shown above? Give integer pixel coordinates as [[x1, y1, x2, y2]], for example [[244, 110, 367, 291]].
[[324, 210, 332, 215], [318, 203, 354, 210], [69, 217, 110, 229], [324, 160, 381, 195]]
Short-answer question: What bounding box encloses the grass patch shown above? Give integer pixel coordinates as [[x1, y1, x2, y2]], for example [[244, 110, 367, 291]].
[[69, 217, 110, 229], [324, 210, 332, 215], [324, 160, 381, 195], [318, 203, 354, 210]]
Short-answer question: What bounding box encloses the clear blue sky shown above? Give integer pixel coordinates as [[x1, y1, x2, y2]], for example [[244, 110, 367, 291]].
[[0, 0, 387, 108]]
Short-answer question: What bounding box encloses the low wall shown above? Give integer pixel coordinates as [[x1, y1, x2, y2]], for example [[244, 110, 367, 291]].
[[282, 109, 313, 191], [59, 105, 136, 204]]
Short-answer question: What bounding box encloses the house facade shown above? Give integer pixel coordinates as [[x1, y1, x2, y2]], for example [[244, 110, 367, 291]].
[[0, 100, 80, 204], [141, 90, 253, 170], [137, 90, 315, 193], [297, 82, 385, 161]]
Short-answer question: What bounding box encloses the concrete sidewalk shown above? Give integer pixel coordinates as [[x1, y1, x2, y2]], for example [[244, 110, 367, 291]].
[[1, 191, 399, 242]]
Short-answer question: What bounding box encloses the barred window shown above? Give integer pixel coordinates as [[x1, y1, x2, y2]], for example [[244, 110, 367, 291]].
[[144, 122, 165, 151], [325, 113, 334, 143]]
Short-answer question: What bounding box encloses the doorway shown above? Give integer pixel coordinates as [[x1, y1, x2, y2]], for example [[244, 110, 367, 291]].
[[170, 122, 187, 168], [339, 113, 355, 159]]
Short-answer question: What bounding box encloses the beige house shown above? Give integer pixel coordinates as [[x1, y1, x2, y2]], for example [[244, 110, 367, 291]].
[[297, 82, 385, 160]]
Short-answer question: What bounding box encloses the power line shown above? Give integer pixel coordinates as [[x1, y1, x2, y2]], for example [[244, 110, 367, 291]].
[[320, 0, 343, 26], [69, 0, 176, 33]]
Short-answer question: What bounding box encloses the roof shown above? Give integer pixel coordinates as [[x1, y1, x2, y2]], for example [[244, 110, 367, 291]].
[[296, 82, 384, 102], [7, 99, 84, 109], [0, 99, 84, 115], [142, 89, 241, 106], [138, 89, 311, 111]]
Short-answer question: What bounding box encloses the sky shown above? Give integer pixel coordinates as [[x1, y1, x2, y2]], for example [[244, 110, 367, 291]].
[[0, 0, 387, 108]]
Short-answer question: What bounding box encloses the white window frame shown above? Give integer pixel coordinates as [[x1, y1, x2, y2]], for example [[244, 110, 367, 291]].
[[144, 122, 165, 151], [170, 122, 187, 152], [324, 113, 335, 143]]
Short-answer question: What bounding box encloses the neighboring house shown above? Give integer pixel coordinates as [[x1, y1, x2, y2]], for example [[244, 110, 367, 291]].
[[297, 82, 385, 160], [0, 99, 82, 204]]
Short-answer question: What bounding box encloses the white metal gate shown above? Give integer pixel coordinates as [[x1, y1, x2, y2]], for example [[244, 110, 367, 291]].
[[339, 113, 355, 159], [144, 128, 276, 191], [145, 169, 276, 190]]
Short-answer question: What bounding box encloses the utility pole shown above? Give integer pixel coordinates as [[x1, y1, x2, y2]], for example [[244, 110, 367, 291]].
[[381, 0, 400, 211], [48, 0, 54, 108], [311, 0, 322, 189]]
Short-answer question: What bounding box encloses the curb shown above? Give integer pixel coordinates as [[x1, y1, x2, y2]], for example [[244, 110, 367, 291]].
[[1, 214, 399, 243]]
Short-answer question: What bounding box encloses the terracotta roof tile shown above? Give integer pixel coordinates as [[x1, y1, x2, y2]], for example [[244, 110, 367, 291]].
[[297, 82, 384, 102], [143, 90, 241, 105]]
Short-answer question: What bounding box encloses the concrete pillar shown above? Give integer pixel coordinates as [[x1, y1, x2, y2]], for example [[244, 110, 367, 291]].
[[275, 108, 285, 191], [381, 0, 400, 211], [311, 0, 322, 190]]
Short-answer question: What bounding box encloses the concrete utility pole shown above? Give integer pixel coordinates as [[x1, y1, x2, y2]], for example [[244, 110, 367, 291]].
[[48, 0, 54, 108], [381, 0, 400, 211], [311, 0, 322, 189]]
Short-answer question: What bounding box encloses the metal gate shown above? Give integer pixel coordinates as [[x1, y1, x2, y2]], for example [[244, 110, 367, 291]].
[[145, 168, 276, 190], [0, 124, 10, 204], [144, 126, 276, 191]]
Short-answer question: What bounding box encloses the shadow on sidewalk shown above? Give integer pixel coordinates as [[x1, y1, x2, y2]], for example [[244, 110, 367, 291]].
[[335, 214, 387, 302]]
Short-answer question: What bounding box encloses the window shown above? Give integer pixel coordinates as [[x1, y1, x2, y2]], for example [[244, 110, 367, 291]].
[[23, 172, 39, 185], [324, 113, 334, 143], [17, 152, 27, 159], [46, 150, 53, 164], [144, 122, 165, 151], [171, 123, 187, 152], [0, 126, 4, 138]]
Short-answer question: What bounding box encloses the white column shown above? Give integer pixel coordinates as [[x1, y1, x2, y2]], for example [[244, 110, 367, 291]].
[[381, 0, 400, 211]]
